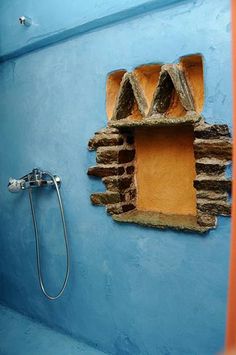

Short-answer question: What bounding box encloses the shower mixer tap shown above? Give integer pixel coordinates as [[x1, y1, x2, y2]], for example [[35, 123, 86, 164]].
[[8, 168, 61, 192], [8, 168, 69, 300]]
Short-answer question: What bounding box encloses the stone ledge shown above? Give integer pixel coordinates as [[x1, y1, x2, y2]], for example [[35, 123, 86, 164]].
[[112, 210, 211, 233], [109, 114, 201, 128]]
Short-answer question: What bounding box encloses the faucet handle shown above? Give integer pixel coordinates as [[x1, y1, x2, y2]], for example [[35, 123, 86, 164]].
[[8, 178, 25, 193]]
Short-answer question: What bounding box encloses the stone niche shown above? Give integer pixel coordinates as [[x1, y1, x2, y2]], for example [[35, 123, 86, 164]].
[[88, 55, 232, 233]]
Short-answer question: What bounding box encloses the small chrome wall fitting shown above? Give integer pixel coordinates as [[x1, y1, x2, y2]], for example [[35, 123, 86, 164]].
[[19, 16, 32, 26]]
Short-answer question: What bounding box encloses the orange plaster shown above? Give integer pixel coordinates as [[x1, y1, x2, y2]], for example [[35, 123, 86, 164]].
[[135, 126, 197, 216], [106, 70, 126, 119], [166, 90, 187, 118], [134, 64, 162, 112], [180, 55, 204, 113], [226, 0, 236, 350]]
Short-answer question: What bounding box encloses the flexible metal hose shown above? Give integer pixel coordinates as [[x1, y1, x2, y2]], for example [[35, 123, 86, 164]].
[[28, 171, 70, 300]]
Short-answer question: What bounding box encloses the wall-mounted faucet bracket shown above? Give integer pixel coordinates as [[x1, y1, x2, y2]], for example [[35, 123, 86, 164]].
[[8, 168, 61, 193]]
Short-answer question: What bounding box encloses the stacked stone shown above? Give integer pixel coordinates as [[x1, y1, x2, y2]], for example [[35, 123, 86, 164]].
[[193, 120, 232, 228], [87, 127, 136, 215]]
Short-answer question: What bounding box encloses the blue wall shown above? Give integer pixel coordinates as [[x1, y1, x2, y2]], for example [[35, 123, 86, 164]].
[[0, 0, 232, 354]]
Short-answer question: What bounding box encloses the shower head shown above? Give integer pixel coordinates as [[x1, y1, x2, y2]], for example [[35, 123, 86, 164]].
[[8, 178, 25, 193]]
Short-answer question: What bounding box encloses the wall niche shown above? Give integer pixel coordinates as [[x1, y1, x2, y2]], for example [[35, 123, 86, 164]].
[[88, 55, 232, 233]]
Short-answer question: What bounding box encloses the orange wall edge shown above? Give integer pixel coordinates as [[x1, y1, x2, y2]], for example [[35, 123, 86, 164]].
[[226, 0, 236, 350]]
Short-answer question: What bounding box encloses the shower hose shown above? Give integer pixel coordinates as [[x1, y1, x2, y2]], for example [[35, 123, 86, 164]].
[[28, 171, 70, 300]]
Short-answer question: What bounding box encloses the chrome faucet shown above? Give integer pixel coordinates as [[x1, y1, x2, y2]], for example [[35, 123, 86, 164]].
[[8, 168, 61, 193], [8, 168, 69, 300]]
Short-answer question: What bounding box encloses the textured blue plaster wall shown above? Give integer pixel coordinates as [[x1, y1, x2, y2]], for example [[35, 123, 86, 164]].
[[0, 0, 232, 354], [0, 0, 191, 60]]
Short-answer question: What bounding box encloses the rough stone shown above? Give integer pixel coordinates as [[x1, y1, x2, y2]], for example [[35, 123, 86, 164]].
[[106, 204, 122, 215], [109, 114, 200, 129], [106, 202, 135, 215], [126, 135, 135, 145], [150, 71, 174, 114], [95, 127, 119, 135], [96, 148, 118, 164], [90, 192, 121, 205], [102, 176, 133, 192], [194, 176, 231, 192], [194, 138, 232, 160], [162, 64, 195, 111], [118, 149, 135, 163], [197, 199, 231, 216], [195, 158, 226, 175], [87, 165, 124, 177], [120, 189, 136, 202], [113, 73, 147, 120], [112, 210, 210, 233], [197, 212, 217, 227], [196, 190, 229, 201], [126, 166, 135, 174], [194, 123, 231, 139], [88, 134, 124, 150], [129, 73, 148, 116], [113, 74, 135, 120], [122, 203, 136, 213]]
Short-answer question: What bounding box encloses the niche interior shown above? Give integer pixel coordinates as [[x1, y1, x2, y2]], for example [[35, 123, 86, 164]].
[[88, 55, 232, 233]]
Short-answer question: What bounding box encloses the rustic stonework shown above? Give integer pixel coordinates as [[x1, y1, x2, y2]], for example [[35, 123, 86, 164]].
[[88, 60, 232, 233], [150, 64, 195, 115], [88, 127, 136, 215]]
